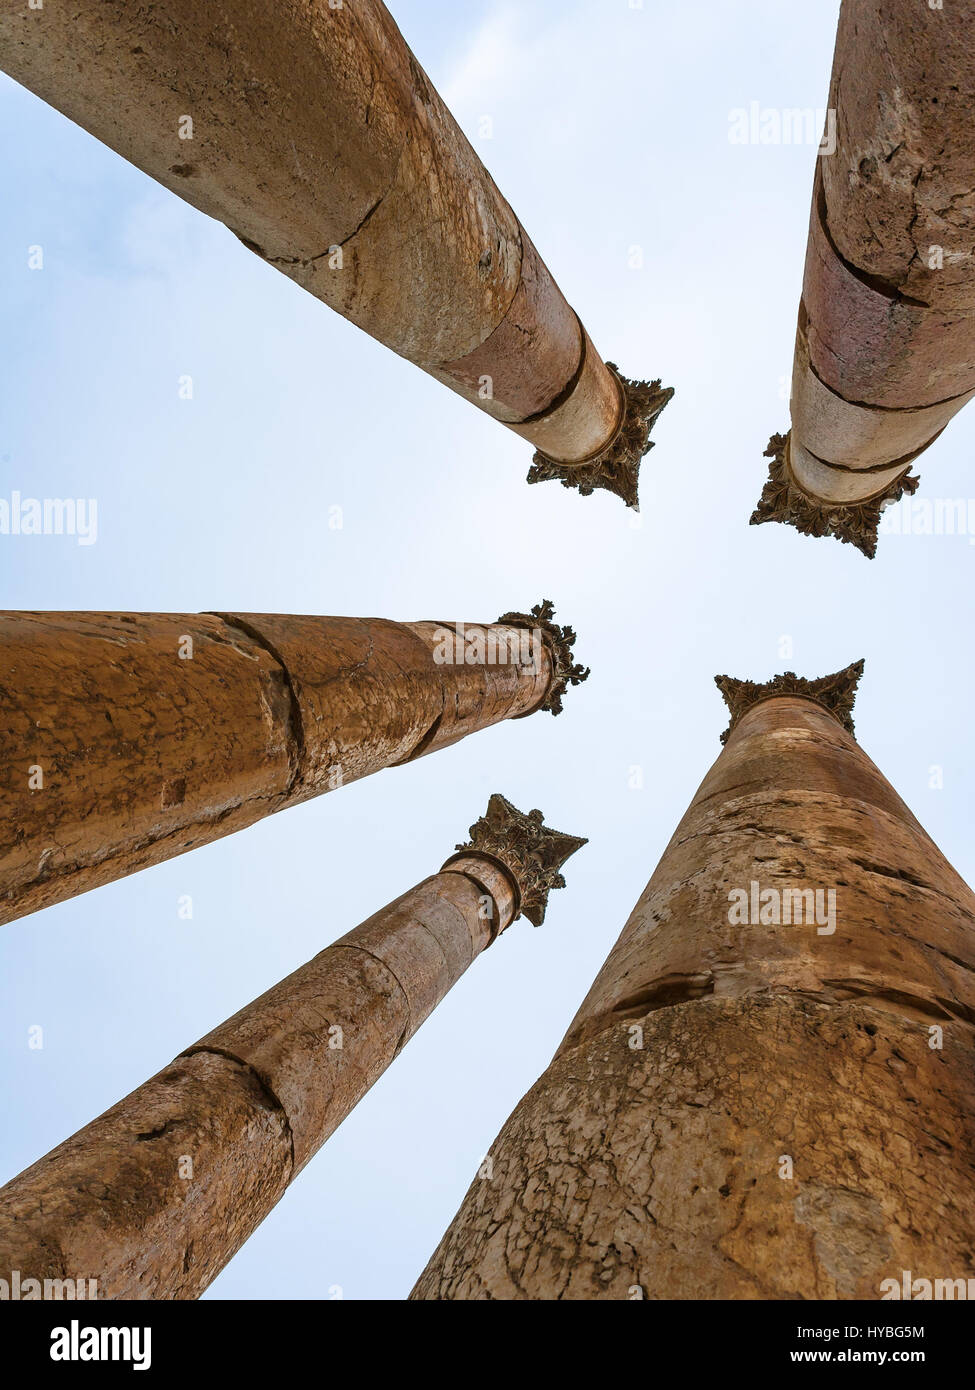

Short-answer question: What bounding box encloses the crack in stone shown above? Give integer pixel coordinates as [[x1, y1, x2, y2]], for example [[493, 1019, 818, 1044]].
[[818, 178, 930, 308]]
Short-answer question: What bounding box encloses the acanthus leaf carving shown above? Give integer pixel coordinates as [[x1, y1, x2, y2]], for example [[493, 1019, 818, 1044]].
[[497, 598, 589, 716], [714, 660, 865, 745], [750, 431, 920, 560], [450, 793, 587, 927]]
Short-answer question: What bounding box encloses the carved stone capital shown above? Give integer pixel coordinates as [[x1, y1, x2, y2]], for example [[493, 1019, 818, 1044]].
[[444, 793, 587, 927], [750, 432, 919, 559], [714, 660, 865, 746], [527, 366, 674, 510], [497, 598, 589, 716]]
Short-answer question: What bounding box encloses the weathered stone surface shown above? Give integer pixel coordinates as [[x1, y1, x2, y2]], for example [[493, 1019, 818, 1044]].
[[0, 799, 583, 1298], [0, 1, 517, 364], [0, 1, 656, 470], [565, 698, 975, 1040], [0, 612, 292, 925], [821, 0, 975, 313], [442, 857, 519, 941], [398, 621, 551, 740], [803, 177, 975, 410], [412, 692, 975, 1300], [226, 613, 554, 787], [0, 608, 572, 925], [508, 331, 627, 466], [0, 1051, 292, 1300], [194, 875, 490, 1176], [412, 996, 974, 1300], [432, 236, 583, 425]]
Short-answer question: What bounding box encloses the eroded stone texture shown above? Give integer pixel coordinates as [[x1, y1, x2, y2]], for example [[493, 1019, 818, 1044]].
[[0, 2, 671, 474], [0, 606, 582, 925], [760, 2, 975, 545], [0, 1051, 292, 1300], [565, 697, 975, 1039], [412, 996, 973, 1300], [0, 799, 584, 1298], [822, 0, 975, 312], [803, 177, 975, 411], [412, 687, 975, 1300], [192, 875, 494, 1178]]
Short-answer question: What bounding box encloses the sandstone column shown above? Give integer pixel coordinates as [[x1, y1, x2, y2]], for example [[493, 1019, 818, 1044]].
[[0, 601, 586, 925], [0, 2, 672, 506], [0, 795, 585, 1299], [413, 664, 975, 1299], [753, 0, 975, 556]]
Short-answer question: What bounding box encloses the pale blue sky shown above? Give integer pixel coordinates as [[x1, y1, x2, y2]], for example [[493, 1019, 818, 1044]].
[[2, 0, 973, 1299]]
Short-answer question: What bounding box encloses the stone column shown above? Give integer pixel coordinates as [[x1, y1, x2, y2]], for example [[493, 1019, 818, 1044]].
[[0, 2, 672, 506], [0, 795, 585, 1299], [752, 0, 975, 556], [0, 601, 586, 925], [413, 664, 975, 1300]]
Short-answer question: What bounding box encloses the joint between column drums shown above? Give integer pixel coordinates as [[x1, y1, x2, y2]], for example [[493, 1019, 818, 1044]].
[[390, 703, 446, 765], [513, 309, 591, 427], [179, 1043, 297, 1181], [207, 612, 307, 792], [439, 856, 522, 942], [326, 941, 417, 1056]]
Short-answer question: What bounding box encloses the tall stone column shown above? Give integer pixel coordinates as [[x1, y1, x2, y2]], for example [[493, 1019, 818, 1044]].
[[0, 2, 672, 506], [753, 0, 975, 556], [0, 795, 585, 1299], [413, 665, 975, 1300], [0, 601, 586, 925]]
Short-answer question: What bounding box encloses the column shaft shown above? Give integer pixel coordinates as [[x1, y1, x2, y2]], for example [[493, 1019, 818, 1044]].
[[0, 795, 584, 1298], [0, 609, 560, 924], [0, 1, 671, 480], [0, 870, 507, 1298], [412, 688, 975, 1299]]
